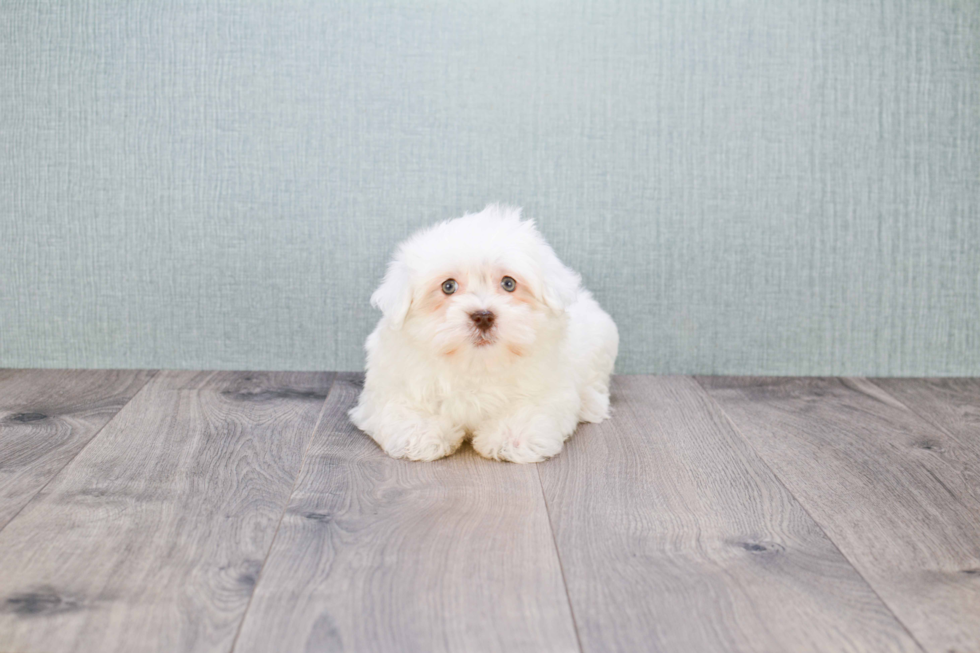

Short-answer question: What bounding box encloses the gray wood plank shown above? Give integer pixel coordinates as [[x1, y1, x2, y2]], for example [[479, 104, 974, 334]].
[[871, 378, 980, 450], [233, 373, 580, 653], [0, 370, 334, 653], [538, 375, 922, 653], [699, 376, 980, 653], [0, 369, 155, 529]]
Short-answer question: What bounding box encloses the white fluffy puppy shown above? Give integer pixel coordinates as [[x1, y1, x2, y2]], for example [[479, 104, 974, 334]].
[[350, 204, 618, 463]]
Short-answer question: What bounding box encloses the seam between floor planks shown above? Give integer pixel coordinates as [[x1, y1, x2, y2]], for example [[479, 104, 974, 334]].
[[539, 375, 924, 653], [0, 370, 337, 653], [231, 372, 580, 653], [692, 376, 929, 653], [533, 465, 585, 653], [867, 378, 977, 450], [696, 375, 980, 653], [227, 373, 340, 653], [0, 369, 159, 535]]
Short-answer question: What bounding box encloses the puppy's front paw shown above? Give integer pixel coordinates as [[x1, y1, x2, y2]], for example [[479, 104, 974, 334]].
[[377, 414, 464, 462], [472, 414, 565, 464]]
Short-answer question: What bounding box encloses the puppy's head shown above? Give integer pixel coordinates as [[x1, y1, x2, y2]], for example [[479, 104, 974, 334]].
[[371, 205, 580, 362]]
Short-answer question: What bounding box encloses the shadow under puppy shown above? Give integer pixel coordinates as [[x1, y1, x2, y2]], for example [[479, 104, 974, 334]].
[[350, 204, 618, 463]]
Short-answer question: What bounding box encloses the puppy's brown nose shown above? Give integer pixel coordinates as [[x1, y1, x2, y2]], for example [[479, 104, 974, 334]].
[[470, 310, 495, 332]]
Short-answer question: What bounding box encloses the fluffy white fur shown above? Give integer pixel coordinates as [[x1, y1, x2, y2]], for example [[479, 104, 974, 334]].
[[350, 204, 618, 463]]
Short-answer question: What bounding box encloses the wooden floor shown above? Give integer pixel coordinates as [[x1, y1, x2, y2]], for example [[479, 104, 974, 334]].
[[0, 371, 978, 653]]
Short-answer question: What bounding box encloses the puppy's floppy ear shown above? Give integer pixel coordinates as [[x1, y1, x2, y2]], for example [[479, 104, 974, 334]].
[[370, 258, 413, 329], [534, 234, 581, 314]]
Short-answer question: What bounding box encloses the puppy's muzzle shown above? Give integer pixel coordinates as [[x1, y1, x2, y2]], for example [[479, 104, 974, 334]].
[[469, 310, 495, 333]]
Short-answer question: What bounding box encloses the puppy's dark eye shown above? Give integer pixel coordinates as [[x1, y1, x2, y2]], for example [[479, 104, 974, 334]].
[[441, 279, 458, 295], [501, 276, 517, 292]]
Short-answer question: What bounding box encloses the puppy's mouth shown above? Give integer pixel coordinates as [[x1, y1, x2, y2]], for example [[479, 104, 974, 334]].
[[472, 332, 496, 347]]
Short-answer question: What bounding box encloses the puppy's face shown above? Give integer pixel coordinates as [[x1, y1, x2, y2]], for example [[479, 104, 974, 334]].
[[410, 265, 542, 358], [370, 205, 580, 365]]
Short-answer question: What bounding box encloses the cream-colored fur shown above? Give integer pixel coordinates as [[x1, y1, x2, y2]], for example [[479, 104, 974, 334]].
[[350, 204, 618, 463]]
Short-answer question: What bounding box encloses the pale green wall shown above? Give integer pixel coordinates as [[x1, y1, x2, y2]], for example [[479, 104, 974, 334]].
[[1, 1, 978, 374]]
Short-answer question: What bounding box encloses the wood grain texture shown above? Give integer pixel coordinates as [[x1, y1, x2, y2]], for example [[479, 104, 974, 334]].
[[0, 370, 334, 653], [699, 376, 980, 653], [233, 373, 579, 653], [538, 375, 922, 653], [0, 369, 155, 530], [871, 378, 980, 451]]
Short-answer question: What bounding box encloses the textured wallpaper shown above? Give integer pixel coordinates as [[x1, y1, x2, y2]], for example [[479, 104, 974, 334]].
[[1, 0, 978, 374]]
